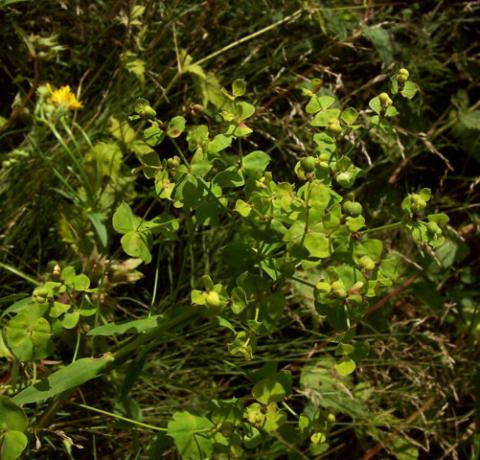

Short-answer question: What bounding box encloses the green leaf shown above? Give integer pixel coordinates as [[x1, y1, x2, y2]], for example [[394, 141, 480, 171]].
[[207, 134, 232, 154], [311, 108, 341, 127], [87, 315, 163, 336], [341, 107, 359, 125], [304, 233, 330, 258], [1, 431, 28, 460], [214, 166, 244, 187], [121, 231, 152, 264], [235, 101, 255, 121], [143, 124, 164, 146], [362, 25, 394, 65], [112, 202, 141, 234], [49, 302, 70, 319], [400, 81, 418, 99], [167, 116, 186, 138], [73, 274, 90, 291], [0, 333, 12, 359], [6, 310, 51, 362], [167, 411, 214, 460], [60, 311, 80, 329], [234, 199, 251, 217], [460, 111, 480, 130], [232, 79, 246, 98], [306, 95, 335, 114], [13, 356, 114, 405], [87, 212, 108, 248], [369, 96, 382, 114], [252, 378, 286, 404], [109, 117, 136, 145], [121, 51, 145, 83], [335, 358, 356, 377], [388, 437, 419, 460], [187, 125, 209, 151], [241, 150, 271, 177], [0, 397, 28, 432]]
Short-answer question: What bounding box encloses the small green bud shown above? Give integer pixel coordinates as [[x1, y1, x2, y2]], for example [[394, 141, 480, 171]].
[[359, 255, 375, 271], [301, 156, 316, 172], [397, 68, 410, 83], [336, 171, 354, 188], [327, 413, 336, 423], [32, 287, 49, 303], [327, 119, 342, 135], [246, 403, 265, 426], [315, 281, 331, 294], [379, 92, 393, 108], [310, 432, 326, 445], [427, 221, 442, 235], [205, 291, 221, 308], [343, 200, 363, 217], [167, 156, 180, 169], [134, 98, 157, 119], [347, 294, 363, 305], [411, 194, 427, 211], [331, 280, 347, 298]]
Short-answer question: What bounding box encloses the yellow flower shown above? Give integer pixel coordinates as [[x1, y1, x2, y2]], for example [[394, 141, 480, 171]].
[[47, 83, 83, 110]]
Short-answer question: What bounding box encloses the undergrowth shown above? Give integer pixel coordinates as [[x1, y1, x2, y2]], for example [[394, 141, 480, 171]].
[[0, 1, 479, 459]]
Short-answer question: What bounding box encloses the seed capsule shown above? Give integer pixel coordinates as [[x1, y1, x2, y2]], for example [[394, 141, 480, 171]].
[[301, 156, 316, 172]]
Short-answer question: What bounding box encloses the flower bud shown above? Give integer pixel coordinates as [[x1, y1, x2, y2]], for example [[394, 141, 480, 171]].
[[331, 280, 347, 298], [336, 171, 354, 188], [315, 281, 331, 294], [343, 200, 363, 217], [301, 156, 316, 172], [359, 255, 375, 271], [397, 68, 410, 83], [427, 221, 442, 235], [379, 92, 393, 108], [311, 432, 326, 444], [411, 194, 427, 211], [326, 119, 342, 135]]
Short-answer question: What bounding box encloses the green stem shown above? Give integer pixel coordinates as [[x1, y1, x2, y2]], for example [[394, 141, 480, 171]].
[[193, 9, 302, 67], [0, 262, 40, 286], [75, 403, 167, 432], [361, 221, 403, 235]]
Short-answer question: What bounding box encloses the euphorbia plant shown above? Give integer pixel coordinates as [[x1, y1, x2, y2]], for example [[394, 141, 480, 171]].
[[0, 68, 449, 459]]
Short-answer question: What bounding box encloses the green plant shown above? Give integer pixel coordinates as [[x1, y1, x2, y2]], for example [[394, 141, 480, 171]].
[[1, 2, 479, 458], [0, 66, 454, 459]]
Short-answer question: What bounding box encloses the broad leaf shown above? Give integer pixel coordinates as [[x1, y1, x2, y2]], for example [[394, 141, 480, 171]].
[[13, 356, 114, 405]]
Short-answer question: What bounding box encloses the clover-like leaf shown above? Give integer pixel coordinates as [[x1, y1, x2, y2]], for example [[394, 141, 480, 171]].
[[400, 81, 418, 99], [167, 116, 186, 138], [241, 150, 271, 177], [252, 377, 286, 404], [113, 202, 142, 234], [167, 411, 214, 460], [6, 310, 51, 362], [232, 79, 247, 98], [306, 95, 335, 114], [120, 231, 152, 264], [335, 358, 356, 377], [304, 232, 330, 258]]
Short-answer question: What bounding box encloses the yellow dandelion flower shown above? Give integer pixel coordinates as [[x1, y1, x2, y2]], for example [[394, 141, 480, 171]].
[[47, 83, 83, 110]]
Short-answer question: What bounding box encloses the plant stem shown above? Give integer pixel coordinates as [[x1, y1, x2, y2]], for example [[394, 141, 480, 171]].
[[361, 221, 403, 234], [75, 403, 167, 432]]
